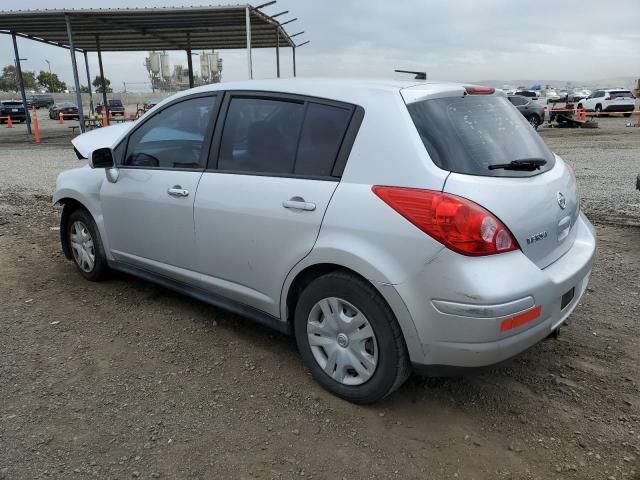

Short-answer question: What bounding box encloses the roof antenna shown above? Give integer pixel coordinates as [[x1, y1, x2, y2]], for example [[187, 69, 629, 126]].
[[395, 69, 427, 80]]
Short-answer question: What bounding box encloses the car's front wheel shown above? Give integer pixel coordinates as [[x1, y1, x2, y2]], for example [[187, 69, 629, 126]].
[[67, 208, 109, 281], [623, 113, 632, 118], [528, 115, 541, 130], [294, 272, 410, 404]]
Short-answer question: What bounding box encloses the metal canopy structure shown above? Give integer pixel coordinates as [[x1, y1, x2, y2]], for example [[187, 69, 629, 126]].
[[0, 5, 296, 51], [0, 3, 308, 135]]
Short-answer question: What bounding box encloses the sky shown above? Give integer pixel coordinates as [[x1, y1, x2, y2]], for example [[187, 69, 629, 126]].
[[1, 0, 639, 91]]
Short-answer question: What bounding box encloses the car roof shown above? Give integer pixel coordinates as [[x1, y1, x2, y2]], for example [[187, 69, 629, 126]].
[[164, 78, 471, 106]]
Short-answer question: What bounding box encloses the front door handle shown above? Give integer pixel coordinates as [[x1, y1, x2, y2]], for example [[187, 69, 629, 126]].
[[167, 186, 189, 197], [283, 198, 316, 211]]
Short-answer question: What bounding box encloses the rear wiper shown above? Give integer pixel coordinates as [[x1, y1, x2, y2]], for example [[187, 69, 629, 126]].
[[489, 158, 547, 171]]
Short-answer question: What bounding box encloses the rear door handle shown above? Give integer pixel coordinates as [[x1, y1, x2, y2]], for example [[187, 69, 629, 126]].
[[167, 186, 189, 197], [282, 198, 316, 211]]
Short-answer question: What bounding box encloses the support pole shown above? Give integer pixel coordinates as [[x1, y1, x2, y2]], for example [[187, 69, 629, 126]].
[[65, 14, 85, 133], [292, 46, 296, 78], [83, 50, 94, 115], [245, 6, 253, 79], [275, 27, 280, 78], [186, 32, 194, 88], [11, 32, 32, 134], [96, 35, 109, 126]]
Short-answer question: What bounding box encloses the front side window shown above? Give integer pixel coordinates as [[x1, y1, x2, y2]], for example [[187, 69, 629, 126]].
[[123, 96, 217, 169]]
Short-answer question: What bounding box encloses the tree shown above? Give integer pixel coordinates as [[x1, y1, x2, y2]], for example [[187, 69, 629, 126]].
[[80, 85, 90, 93], [36, 70, 67, 93], [0, 65, 37, 92], [92, 75, 112, 93]]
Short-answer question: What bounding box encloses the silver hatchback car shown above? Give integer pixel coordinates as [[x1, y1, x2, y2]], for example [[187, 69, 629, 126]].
[[54, 79, 596, 404]]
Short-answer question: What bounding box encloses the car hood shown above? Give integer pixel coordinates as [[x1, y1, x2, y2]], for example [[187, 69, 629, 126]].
[[71, 122, 132, 158]]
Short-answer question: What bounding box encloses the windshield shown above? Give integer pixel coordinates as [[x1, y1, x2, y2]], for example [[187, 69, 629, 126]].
[[407, 95, 555, 177], [109, 100, 123, 106]]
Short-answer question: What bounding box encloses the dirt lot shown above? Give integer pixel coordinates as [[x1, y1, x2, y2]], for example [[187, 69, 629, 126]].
[[0, 116, 639, 480]]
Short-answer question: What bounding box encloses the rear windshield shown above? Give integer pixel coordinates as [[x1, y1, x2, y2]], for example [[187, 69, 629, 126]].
[[407, 95, 555, 177], [610, 91, 633, 98], [109, 100, 123, 106]]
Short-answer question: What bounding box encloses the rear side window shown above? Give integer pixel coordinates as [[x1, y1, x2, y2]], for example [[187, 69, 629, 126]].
[[219, 97, 304, 174], [217, 97, 353, 178], [407, 95, 555, 177], [295, 103, 351, 176]]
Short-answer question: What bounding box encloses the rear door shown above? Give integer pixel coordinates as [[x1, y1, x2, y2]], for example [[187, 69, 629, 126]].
[[405, 91, 579, 269], [193, 92, 357, 316], [100, 94, 219, 276]]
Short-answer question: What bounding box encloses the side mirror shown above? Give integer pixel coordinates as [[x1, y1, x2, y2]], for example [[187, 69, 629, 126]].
[[90, 147, 114, 169]]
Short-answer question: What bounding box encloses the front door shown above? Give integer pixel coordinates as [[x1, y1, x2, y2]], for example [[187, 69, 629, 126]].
[[100, 94, 219, 278], [193, 94, 356, 317]]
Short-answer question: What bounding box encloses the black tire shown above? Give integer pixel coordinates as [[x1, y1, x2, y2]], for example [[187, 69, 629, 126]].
[[294, 272, 410, 404], [595, 104, 602, 113], [577, 103, 583, 109], [66, 208, 109, 281], [623, 113, 632, 118], [528, 115, 540, 130]]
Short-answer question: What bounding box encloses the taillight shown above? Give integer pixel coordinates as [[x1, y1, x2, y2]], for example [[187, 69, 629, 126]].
[[372, 186, 519, 256]]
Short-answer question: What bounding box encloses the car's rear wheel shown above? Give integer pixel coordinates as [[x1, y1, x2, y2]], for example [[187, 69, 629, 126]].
[[67, 208, 109, 281], [294, 272, 410, 404], [595, 104, 602, 114], [623, 113, 632, 118], [528, 115, 540, 130]]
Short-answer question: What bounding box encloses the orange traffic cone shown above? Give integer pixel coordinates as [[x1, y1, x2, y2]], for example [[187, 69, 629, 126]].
[[32, 107, 40, 144], [102, 114, 108, 127], [6, 116, 13, 128], [576, 109, 586, 122], [59, 112, 64, 124]]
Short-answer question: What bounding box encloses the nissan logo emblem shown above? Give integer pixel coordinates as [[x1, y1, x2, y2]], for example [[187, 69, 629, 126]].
[[557, 192, 566, 210]]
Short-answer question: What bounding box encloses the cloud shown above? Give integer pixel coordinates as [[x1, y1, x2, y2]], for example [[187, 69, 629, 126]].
[[1, 0, 638, 91]]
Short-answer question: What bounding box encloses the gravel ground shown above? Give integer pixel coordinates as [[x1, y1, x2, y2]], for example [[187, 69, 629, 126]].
[[0, 116, 638, 480]]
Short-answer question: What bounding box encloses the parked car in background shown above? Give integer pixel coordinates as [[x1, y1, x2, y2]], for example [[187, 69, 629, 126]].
[[567, 90, 588, 102], [508, 95, 545, 129], [26, 94, 55, 109], [577, 89, 635, 116], [0, 100, 27, 123], [49, 102, 80, 120], [514, 90, 541, 102], [545, 90, 560, 103], [143, 99, 161, 111], [53, 79, 596, 403], [96, 99, 125, 116]]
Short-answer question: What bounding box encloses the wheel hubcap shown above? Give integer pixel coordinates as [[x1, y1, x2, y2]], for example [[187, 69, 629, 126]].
[[307, 297, 378, 386], [70, 220, 95, 273]]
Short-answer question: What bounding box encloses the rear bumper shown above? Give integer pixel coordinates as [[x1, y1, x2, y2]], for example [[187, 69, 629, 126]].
[[603, 104, 634, 112], [2, 112, 26, 120], [393, 212, 596, 370]]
